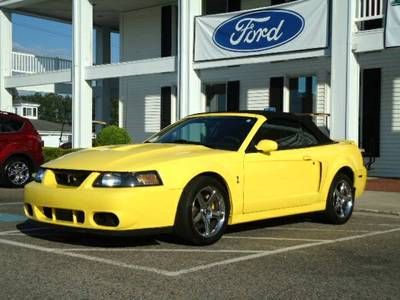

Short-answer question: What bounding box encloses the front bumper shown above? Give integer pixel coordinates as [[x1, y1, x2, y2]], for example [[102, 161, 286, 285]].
[[24, 172, 182, 231]]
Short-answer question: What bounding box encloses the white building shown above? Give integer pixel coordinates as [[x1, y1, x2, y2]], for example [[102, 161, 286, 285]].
[[0, 0, 399, 178]]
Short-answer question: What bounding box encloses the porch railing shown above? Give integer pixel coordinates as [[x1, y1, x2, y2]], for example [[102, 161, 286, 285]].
[[12, 51, 72, 74], [355, 0, 385, 22]]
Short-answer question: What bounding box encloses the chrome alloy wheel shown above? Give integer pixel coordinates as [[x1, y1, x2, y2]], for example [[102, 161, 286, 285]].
[[7, 161, 30, 186], [191, 186, 226, 238], [332, 180, 354, 219]]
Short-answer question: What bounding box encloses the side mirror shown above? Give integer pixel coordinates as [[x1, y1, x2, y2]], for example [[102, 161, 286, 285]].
[[255, 139, 278, 153]]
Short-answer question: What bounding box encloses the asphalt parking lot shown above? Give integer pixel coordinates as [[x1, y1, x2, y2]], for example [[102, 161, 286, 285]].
[[1, 189, 400, 299]]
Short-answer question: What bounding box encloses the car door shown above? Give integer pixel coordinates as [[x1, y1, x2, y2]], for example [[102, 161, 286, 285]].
[[243, 119, 321, 213]]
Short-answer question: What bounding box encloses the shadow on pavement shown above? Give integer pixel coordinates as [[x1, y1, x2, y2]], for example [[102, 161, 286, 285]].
[[16, 220, 163, 248], [226, 213, 319, 234], [15, 213, 322, 247]]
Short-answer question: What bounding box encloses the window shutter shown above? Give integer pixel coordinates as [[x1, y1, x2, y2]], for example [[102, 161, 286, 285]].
[[227, 81, 240, 112]]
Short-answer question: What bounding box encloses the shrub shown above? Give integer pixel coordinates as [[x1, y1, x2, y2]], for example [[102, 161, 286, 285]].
[[43, 147, 80, 163], [95, 125, 132, 146]]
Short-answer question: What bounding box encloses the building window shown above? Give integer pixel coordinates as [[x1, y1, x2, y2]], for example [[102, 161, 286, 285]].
[[161, 6, 172, 57], [227, 81, 240, 112], [22, 107, 37, 118], [203, 0, 240, 14], [269, 77, 284, 112], [289, 76, 317, 113], [360, 68, 381, 157], [206, 84, 227, 112], [160, 86, 172, 129], [205, 81, 240, 112]]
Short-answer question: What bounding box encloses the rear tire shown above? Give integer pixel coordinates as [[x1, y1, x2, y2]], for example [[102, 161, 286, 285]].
[[174, 176, 230, 245], [1, 157, 32, 188], [324, 173, 354, 224]]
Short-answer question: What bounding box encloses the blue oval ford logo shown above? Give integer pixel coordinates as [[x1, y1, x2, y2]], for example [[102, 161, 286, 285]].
[[213, 9, 305, 52]]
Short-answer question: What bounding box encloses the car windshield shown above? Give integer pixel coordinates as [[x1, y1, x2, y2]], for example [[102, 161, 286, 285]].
[[147, 116, 257, 151]]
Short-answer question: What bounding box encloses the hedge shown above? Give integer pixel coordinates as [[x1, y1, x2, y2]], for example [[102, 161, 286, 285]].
[[95, 125, 132, 146], [43, 147, 80, 163]]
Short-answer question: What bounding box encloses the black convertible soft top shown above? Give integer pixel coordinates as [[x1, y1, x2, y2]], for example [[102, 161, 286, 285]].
[[240, 110, 334, 145]]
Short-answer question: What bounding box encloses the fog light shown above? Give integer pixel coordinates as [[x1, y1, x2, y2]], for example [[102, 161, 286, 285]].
[[93, 212, 119, 227]]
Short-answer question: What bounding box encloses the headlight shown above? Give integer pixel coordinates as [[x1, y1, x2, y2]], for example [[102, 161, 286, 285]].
[[34, 168, 45, 183], [93, 171, 162, 188]]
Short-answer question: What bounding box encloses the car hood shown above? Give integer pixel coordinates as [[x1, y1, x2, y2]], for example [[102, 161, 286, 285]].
[[44, 143, 229, 171]]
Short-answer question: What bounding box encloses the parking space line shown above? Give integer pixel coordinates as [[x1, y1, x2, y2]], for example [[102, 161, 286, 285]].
[[0, 227, 52, 236], [0, 237, 176, 276], [354, 212, 400, 219], [168, 227, 400, 276], [354, 223, 400, 227], [1, 227, 399, 277], [60, 248, 264, 254], [0, 202, 22, 206], [223, 236, 330, 242], [265, 227, 371, 233]]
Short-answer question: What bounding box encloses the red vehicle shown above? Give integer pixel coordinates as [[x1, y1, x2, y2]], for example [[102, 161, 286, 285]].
[[0, 111, 43, 187]]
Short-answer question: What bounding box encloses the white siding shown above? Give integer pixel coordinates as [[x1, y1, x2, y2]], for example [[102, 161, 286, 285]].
[[120, 7, 162, 61], [358, 48, 400, 178], [199, 57, 330, 125], [119, 6, 177, 142], [121, 73, 176, 142]]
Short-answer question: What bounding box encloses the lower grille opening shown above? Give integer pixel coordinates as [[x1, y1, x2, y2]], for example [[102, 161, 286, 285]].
[[42, 207, 85, 224], [93, 212, 119, 227], [55, 209, 73, 222], [25, 204, 33, 217], [43, 207, 52, 219], [76, 211, 85, 223]]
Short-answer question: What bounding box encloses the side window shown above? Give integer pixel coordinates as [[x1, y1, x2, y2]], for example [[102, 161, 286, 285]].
[[248, 119, 319, 152], [0, 119, 24, 133]]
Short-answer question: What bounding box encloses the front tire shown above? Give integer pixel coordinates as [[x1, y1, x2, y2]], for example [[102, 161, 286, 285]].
[[324, 173, 354, 224], [174, 176, 230, 245], [1, 157, 32, 188]]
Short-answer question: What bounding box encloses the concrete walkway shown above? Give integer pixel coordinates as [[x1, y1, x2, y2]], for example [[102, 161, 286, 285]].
[[356, 191, 400, 216]]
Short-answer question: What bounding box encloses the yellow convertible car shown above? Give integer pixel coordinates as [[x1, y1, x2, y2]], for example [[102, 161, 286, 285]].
[[24, 112, 367, 245]]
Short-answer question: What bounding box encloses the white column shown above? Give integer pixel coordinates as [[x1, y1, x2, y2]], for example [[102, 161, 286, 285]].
[[283, 77, 290, 113], [330, 0, 360, 142], [346, 0, 360, 144], [178, 0, 202, 118], [72, 0, 93, 148], [0, 10, 12, 112], [95, 27, 111, 124]]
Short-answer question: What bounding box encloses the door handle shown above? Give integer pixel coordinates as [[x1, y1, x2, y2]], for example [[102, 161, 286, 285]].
[[303, 155, 312, 161]]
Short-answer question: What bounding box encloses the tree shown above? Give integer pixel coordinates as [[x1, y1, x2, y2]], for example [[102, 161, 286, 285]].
[[19, 93, 72, 124]]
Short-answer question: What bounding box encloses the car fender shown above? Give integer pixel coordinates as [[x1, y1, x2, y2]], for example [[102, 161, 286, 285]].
[[1, 149, 35, 168], [319, 157, 358, 204], [157, 155, 243, 217]]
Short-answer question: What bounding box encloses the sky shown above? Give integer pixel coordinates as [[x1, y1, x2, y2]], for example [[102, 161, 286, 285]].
[[12, 13, 120, 63]]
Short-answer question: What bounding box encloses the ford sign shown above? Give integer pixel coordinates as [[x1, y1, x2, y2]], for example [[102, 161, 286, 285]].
[[213, 9, 305, 52]]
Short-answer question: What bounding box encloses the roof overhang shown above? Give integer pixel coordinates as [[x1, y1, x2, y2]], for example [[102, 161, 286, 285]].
[[0, 0, 175, 30]]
